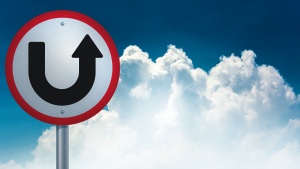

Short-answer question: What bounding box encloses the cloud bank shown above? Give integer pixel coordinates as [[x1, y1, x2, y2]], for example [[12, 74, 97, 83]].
[[1, 45, 300, 169]]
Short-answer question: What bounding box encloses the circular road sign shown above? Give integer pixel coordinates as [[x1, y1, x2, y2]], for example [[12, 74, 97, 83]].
[[6, 10, 120, 125]]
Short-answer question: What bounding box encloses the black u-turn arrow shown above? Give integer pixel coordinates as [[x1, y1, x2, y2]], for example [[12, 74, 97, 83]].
[[28, 34, 103, 105]]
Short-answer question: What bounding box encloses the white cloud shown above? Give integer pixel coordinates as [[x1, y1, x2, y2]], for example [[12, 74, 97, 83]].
[[129, 83, 152, 100], [1, 45, 300, 169]]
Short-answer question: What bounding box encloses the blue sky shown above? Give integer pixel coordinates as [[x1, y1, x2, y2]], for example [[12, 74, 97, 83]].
[[1, 0, 300, 167]]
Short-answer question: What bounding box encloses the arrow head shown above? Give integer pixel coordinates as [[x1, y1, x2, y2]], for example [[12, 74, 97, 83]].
[[72, 34, 103, 58]]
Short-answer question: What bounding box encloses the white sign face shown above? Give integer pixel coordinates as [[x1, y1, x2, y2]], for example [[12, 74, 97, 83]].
[[6, 10, 120, 125]]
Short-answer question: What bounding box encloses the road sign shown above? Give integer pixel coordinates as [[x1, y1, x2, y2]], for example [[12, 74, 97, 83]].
[[6, 10, 120, 125]]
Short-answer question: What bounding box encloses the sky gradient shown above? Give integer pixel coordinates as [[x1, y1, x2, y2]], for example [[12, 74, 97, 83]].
[[0, 0, 300, 167]]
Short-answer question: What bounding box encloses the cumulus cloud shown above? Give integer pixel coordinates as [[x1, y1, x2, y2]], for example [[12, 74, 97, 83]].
[[1, 45, 300, 169]]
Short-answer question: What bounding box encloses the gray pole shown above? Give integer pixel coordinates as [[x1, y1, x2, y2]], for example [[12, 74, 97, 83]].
[[56, 125, 69, 169]]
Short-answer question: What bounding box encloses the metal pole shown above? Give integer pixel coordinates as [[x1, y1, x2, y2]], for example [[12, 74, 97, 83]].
[[56, 125, 69, 169]]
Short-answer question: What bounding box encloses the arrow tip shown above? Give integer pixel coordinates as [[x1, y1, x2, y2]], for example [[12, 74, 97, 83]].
[[72, 34, 103, 58]]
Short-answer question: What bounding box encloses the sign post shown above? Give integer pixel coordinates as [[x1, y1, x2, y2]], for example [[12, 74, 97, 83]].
[[57, 126, 69, 169], [6, 10, 120, 169]]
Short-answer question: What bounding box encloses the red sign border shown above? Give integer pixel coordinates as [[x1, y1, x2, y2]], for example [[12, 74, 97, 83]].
[[6, 10, 120, 125]]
